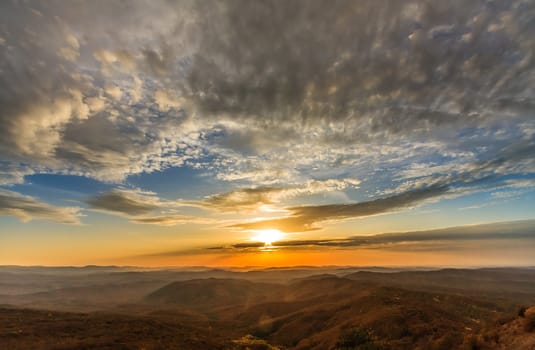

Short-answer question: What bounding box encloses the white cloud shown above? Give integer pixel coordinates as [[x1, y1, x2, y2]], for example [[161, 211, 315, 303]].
[[105, 85, 123, 101], [199, 178, 361, 212], [8, 91, 89, 158], [154, 89, 185, 111]]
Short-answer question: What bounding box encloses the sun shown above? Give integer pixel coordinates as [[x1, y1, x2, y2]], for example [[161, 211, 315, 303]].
[[251, 229, 283, 246]]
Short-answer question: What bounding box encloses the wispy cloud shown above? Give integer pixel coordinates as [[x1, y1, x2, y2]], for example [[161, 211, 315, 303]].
[[86, 189, 206, 226], [231, 185, 449, 232], [138, 220, 535, 258], [196, 178, 360, 212], [86, 189, 161, 215], [230, 146, 535, 232], [0, 189, 81, 224], [85, 179, 362, 224], [226, 220, 535, 250], [86, 189, 161, 216], [131, 215, 209, 226]]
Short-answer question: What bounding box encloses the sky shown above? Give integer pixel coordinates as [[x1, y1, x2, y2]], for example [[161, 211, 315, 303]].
[[0, 0, 534, 267]]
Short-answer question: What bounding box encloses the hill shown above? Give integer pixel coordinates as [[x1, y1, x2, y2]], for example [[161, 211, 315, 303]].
[[230, 276, 515, 349], [145, 274, 535, 349], [468, 305, 535, 349], [2, 267, 535, 349], [145, 278, 280, 312], [0, 306, 230, 350], [344, 268, 535, 304]]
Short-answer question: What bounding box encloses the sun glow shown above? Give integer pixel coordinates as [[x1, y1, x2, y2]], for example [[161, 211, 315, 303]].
[[251, 229, 284, 246]]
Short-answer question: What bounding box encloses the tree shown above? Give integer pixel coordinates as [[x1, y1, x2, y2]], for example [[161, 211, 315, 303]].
[[335, 328, 380, 350]]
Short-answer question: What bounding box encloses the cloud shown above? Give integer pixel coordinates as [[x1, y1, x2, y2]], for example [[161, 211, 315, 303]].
[[230, 142, 535, 233], [169, 0, 535, 186], [0, 189, 81, 224], [0, 0, 533, 215], [0, 3, 92, 168], [154, 89, 186, 111], [131, 215, 209, 226], [94, 49, 137, 72], [86, 178, 361, 225], [184, 1, 534, 134], [0, 1, 200, 184], [199, 178, 360, 212], [141, 220, 535, 257], [4, 91, 90, 159], [231, 185, 449, 232], [86, 189, 161, 215], [86, 188, 205, 226], [385, 141, 535, 196], [0, 162, 34, 186], [226, 220, 535, 250], [104, 85, 123, 101]]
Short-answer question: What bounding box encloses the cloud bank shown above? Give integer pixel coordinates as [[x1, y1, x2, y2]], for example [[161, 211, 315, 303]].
[[0, 0, 533, 186], [0, 0, 534, 226]]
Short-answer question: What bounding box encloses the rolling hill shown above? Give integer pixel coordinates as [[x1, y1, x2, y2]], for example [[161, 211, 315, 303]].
[[2, 267, 535, 349]]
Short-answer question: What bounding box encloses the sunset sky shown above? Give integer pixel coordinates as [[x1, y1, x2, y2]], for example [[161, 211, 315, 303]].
[[1, 0, 534, 267]]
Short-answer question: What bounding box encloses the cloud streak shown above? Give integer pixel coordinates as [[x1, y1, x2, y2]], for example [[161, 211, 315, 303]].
[[230, 143, 535, 233], [197, 178, 360, 212], [231, 185, 449, 232], [86, 189, 205, 226], [86, 189, 161, 216], [226, 220, 535, 250], [0, 189, 81, 224]]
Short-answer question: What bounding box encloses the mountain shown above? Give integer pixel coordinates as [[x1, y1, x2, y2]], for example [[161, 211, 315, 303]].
[[2, 267, 535, 349], [145, 278, 280, 312]]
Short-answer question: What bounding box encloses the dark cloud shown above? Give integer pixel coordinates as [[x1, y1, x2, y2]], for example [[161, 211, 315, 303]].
[[0, 1, 90, 162], [86, 189, 160, 215], [232, 242, 266, 249], [131, 215, 207, 226], [183, 0, 535, 138], [0, 189, 80, 224], [290, 185, 447, 221], [0, 0, 533, 211], [85, 189, 208, 226]]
